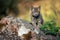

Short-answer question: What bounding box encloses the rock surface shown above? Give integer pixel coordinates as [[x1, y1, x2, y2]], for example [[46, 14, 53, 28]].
[[0, 16, 58, 40]]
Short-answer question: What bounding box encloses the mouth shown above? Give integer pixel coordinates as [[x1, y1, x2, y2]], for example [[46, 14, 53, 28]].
[[32, 13, 38, 16]]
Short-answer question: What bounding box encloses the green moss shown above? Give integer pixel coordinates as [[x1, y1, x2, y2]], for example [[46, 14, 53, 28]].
[[40, 20, 60, 35]]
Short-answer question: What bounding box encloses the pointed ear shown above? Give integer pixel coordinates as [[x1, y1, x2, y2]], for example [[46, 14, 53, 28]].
[[38, 6, 41, 10], [38, 6, 40, 9], [31, 6, 33, 10]]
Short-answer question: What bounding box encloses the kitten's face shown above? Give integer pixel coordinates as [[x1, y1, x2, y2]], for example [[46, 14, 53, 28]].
[[31, 6, 40, 17]]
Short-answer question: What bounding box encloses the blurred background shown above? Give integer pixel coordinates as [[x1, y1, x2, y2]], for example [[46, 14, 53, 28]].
[[0, 0, 60, 26]]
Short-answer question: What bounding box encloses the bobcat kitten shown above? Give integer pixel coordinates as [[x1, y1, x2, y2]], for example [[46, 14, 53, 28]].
[[31, 6, 43, 28]]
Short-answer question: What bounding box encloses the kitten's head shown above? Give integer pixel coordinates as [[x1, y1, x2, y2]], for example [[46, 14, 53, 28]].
[[31, 6, 40, 17]]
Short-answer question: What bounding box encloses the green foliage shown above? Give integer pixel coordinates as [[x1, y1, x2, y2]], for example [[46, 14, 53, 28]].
[[40, 20, 60, 35], [0, 0, 12, 7], [0, 0, 19, 19]]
